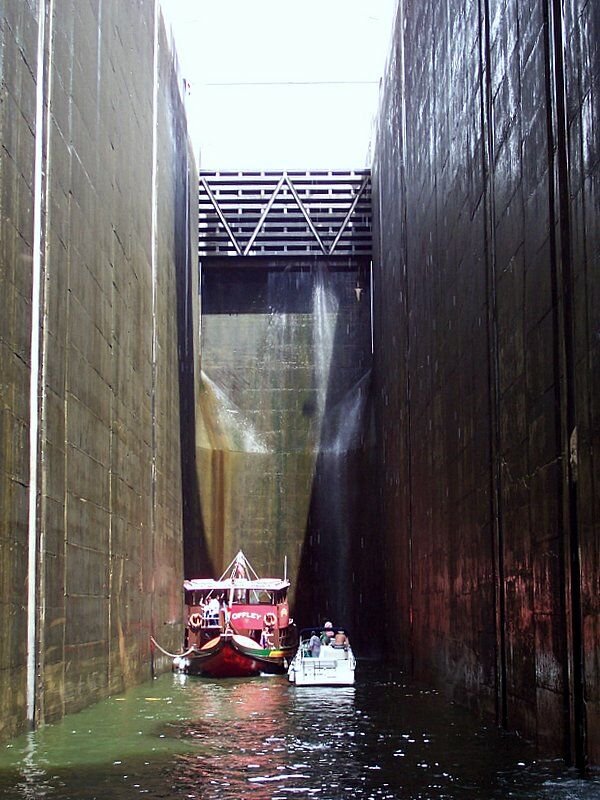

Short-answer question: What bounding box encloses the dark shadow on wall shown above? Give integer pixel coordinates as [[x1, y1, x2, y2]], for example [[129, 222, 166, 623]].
[[174, 152, 213, 580]]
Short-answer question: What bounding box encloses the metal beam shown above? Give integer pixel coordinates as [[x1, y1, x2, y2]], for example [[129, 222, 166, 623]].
[[243, 174, 286, 255], [282, 174, 328, 255], [328, 174, 370, 255], [200, 176, 243, 256]]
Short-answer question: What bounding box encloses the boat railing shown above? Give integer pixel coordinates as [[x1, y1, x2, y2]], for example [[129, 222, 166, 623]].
[[188, 609, 222, 631]]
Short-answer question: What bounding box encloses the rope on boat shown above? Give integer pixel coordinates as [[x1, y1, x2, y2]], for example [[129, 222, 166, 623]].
[[150, 636, 195, 660]]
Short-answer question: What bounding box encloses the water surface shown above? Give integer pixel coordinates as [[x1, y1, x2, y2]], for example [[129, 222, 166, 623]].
[[0, 666, 598, 799]]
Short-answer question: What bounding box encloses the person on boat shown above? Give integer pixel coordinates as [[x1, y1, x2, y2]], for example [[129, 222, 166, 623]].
[[260, 626, 273, 649], [333, 629, 349, 649], [219, 595, 230, 627], [192, 598, 206, 627], [308, 631, 321, 657], [320, 621, 335, 645], [206, 596, 219, 621]]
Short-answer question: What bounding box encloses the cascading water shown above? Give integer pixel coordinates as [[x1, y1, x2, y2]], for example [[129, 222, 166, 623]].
[[321, 372, 371, 455], [198, 371, 268, 454], [312, 271, 339, 428]]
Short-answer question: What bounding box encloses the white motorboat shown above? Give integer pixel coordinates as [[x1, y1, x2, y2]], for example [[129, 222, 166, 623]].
[[288, 627, 356, 686]]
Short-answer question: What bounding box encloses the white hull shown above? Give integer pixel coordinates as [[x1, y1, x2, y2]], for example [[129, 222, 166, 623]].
[[288, 643, 356, 686]]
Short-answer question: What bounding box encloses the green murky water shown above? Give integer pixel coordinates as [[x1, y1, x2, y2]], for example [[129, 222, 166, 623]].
[[0, 666, 598, 799]]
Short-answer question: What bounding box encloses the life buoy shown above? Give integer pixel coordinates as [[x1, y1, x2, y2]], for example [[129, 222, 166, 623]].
[[264, 612, 277, 627], [188, 612, 203, 631]]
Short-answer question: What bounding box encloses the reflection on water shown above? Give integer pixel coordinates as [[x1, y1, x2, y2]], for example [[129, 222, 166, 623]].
[[0, 666, 598, 799]]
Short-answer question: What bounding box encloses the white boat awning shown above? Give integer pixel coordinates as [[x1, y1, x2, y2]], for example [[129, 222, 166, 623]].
[[183, 577, 289, 592]]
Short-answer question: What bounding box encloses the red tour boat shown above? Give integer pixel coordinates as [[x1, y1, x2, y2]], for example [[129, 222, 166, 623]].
[[173, 551, 298, 678]]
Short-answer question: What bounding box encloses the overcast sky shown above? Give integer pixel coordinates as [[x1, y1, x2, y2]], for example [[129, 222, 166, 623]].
[[160, 0, 397, 170]]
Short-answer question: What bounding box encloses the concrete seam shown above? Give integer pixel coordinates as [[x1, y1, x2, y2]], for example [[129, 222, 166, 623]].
[[26, 0, 48, 726], [476, 0, 508, 730], [35, 0, 55, 728], [544, 0, 586, 768], [150, 0, 160, 672], [397, 0, 414, 675]]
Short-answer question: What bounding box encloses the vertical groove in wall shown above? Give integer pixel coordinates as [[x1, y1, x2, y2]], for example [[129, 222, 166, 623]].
[[98, 0, 113, 694], [373, 144, 385, 640], [397, 0, 414, 672], [179, 146, 204, 581], [27, 0, 49, 726], [149, 0, 160, 675], [478, 0, 507, 729], [543, 0, 586, 769], [36, 0, 55, 727]]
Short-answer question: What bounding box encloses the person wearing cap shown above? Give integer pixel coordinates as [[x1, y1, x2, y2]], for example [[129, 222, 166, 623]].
[[320, 621, 335, 645], [333, 629, 349, 649]]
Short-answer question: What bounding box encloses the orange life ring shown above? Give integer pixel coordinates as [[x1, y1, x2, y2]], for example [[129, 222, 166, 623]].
[[188, 612, 203, 631], [264, 612, 277, 627]]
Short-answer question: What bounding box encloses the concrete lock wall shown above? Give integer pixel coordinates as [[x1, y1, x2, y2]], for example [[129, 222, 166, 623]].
[[372, 0, 599, 764], [0, 0, 197, 740]]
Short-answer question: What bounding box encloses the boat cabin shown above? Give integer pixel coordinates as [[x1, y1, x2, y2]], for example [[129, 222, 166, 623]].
[[183, 576, 293, 650]]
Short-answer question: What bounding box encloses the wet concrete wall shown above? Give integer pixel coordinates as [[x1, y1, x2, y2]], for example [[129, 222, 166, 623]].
[[0, 0, 197, 740], [372, 0, 599, 765], [196, 260, 378, 650]]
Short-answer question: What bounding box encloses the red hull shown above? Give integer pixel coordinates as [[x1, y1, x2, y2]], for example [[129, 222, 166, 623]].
[[197, 638, 263, 678], [185, 634, 292, 678]]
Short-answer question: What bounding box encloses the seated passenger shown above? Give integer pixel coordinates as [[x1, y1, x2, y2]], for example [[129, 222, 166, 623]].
[[308, 631, 321, 658], [333, 629, 349, 648], [320, 621, 335, 645]]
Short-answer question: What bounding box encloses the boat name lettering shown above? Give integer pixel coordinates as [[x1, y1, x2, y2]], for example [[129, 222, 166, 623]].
[[231, 611, 262, 621]]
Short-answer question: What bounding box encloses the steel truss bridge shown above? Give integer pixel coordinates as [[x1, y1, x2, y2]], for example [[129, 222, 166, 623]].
[[198, 170, 372, 260]]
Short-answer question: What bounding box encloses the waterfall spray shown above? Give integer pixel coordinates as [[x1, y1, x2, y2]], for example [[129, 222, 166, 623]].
[[312, 268, 339, 432]]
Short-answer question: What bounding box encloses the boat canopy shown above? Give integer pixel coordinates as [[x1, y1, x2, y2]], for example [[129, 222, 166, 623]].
[[184, 551, 290, 594], [183, 578, 290, 592]]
